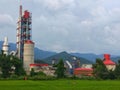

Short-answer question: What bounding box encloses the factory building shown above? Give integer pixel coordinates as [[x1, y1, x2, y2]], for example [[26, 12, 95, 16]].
[[74, 54, 116, 77], [16, 5, 34, 74], [103, 54, 116, 71], [30, 64, 55, 76], [74, 68, 93, 76]]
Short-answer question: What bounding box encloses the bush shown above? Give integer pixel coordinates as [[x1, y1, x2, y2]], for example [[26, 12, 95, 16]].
[[10, 74, 18, 79], [29, 75, 56, 80], [37, 71, 46, 76]]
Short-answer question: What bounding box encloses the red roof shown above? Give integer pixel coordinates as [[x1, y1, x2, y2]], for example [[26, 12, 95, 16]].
[[103, 54, 115, 65], [74, 68, 93, 71], [24, 40, 34, 44], [30, 63, 48, 67]]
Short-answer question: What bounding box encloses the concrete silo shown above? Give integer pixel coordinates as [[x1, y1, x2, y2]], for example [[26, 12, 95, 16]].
[[23, 40, 34, 74]]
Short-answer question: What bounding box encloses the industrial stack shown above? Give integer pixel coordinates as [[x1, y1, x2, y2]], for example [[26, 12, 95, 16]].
[[16, 5, 34, 74], [2, 37, 9, 55]]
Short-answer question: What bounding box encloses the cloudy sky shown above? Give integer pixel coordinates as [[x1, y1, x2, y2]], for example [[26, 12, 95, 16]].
[[0, 0, 120, 55]]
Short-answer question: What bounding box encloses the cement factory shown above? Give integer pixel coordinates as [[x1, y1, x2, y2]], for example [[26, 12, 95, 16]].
[[1, 4, 55, 75], [1, 4, 117, 77]]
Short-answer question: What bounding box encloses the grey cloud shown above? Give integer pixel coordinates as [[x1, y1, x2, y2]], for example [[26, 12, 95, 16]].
[[0, 14, 15, 28], [0, 0, 120, 55]]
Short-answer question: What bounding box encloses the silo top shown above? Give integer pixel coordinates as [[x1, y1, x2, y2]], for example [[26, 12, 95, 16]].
[[103, 54, 115, 65], [24, 40, 34, 44]]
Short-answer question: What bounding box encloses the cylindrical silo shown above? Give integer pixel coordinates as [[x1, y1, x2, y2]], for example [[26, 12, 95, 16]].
[[23, 40, 34, 74]]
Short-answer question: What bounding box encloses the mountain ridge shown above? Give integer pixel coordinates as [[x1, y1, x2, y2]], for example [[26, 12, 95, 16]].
[[0, 41, 119, 63], [42, 51, 93, 64]]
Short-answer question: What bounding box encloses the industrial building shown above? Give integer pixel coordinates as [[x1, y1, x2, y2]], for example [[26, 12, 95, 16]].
[[103, 54, 116, 71], [16, 5, 34, 74], [74, 68, 93, 76], [73, 54, 116, 77], [16, 5, 54, 75], [30, 64, 55, 76]]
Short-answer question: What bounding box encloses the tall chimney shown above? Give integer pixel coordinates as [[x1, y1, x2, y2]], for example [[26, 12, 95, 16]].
[[20, 5, 22, 17], [2, 37, 9, 55]]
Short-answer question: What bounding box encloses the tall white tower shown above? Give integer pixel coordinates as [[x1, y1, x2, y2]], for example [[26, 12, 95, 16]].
[[2, 37, 9, 55]]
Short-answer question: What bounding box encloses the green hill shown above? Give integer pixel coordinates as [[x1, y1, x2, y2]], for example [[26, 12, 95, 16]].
[[111, 57, 120, 63], [42, 51, 92, 65]]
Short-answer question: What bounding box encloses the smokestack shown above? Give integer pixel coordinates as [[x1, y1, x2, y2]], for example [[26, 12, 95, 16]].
[[20, 5, 22, 17]]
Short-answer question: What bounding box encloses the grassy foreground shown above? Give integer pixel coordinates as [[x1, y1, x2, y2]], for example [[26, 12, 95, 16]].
[[0, 80, 120, 90]]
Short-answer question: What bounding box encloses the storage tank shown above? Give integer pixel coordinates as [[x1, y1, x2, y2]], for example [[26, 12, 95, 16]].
[[23, 40, 34, 74]]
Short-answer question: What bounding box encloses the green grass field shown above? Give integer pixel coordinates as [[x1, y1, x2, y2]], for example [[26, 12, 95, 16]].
[[0, 80, 120, 90]]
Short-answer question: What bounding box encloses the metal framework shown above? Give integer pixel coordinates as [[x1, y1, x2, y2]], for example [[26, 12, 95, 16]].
[[16, 5, 32, 60]]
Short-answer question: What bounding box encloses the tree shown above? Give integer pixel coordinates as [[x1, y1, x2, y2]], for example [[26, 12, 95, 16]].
[[10, 56, 26, 76], [30, 68, 35, 77], [0, 50, 26, 78], [55, 59, 66, 78], [114, 60, 120, 79], [0, 55, 12, 78], [107, 70, 116, 80], [93, 58, 109, 79]]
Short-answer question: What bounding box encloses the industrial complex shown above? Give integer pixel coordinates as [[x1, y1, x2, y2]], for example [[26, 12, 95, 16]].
[[1, 4, 117, 77]]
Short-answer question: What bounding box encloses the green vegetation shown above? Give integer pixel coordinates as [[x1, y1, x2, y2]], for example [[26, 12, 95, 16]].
[[29, 70, 56, 80], [0, 50, 26, 78], [93, 58, 109, 79], [114, 60, 120, 79], [93, 58, 120, 80], [55, 59, 66, 78], [0, 80, 120, 90]]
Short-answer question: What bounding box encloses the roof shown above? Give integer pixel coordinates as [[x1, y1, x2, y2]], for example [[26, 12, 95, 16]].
[[103, 54, 115, 65], [74, 68, 93, 71], [103, 60, 115, 65], [30, 63, 48, 67], [24, 40, 34, 44]]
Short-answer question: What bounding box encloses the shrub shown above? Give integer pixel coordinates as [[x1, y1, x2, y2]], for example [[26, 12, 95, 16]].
[[29, 75, 56, 80], [10, 74, 18, 80]]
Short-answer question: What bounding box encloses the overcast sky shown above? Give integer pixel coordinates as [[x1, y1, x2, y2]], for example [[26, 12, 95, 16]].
[[0, 0, 120, 55]]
